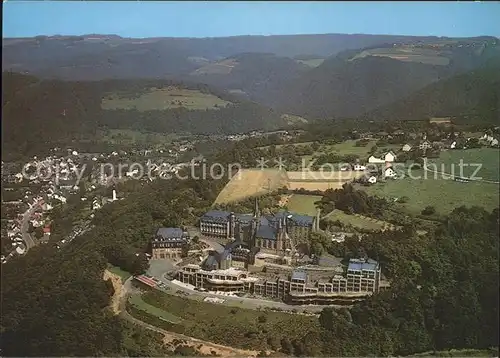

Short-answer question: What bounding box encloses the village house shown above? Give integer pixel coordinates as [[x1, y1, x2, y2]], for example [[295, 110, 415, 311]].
[[384, 166, 397, 179], [368, 155, 385, 164], [402, 144, 412, 152], [367, 176, 377, 184], [384, 151, 396, 163]]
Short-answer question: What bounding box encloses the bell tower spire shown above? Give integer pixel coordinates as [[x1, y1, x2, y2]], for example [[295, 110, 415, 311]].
[[253, 197, 260, 218]]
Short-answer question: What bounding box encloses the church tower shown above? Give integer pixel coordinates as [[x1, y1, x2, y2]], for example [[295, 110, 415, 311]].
[[253, 197, 260, 218], [251, 197, 260, 246]]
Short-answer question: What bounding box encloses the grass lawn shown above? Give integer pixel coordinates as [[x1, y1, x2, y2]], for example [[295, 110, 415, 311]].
[[107, 264, 132, 283], [139, 290, 319, 351], [286, 194, 322, 216], [363, 170, 499, 215], [101, 87, 231, 111], [323, 209, 392, 231], [317, 140, 400, 158], [428, 148, 500, 182], [129, 294, 182, 323]]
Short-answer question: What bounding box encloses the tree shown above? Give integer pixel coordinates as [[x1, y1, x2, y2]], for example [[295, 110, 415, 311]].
[[421, 206, 436, 215]]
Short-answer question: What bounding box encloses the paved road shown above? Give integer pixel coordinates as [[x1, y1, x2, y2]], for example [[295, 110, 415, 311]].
[[186, 226, 225, 253], [119, 277, 258, 357], [147, 258, 330, 313], [20, 202, 43, 250]]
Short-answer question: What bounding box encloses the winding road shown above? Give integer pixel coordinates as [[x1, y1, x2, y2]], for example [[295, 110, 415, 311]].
[[20, 201, 44, 250], [116, 276, 258, 357]]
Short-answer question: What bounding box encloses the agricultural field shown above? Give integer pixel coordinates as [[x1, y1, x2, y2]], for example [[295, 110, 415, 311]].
[[350, 47, 451, 66], [214, 169, 288, 204], [363, 170, 499, 215], [191, 58, 238, 75], [129, 294, 182, 323], [281, 113, 309, 125], [101, 87, 231, 111], [428, 148, 500, 182], [323, 209, 395, 231], [286, 194, 322, 216], [137, 290, 319, 351], [286, 170, 365, 191], [296, 58, 325, 67]]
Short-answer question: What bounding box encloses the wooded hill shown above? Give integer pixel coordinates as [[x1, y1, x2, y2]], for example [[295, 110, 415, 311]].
[[1, 72, 287, 158], [274, 39, 500, 119], [362, 60, 500, 123]]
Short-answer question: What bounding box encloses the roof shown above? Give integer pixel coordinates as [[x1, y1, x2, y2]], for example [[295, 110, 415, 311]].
[[275, 211, 315, 226], [156, 227, 184, 239], [235, 213, 254, 224], [201, 210, 230, 222], [291, 270, 307, 281], [348, 258, 379, 272], [203, 255, 219, 269], [256, 225, 276, 240]]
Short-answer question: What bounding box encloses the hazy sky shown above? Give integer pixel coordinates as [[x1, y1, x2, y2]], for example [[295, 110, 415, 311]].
[[3, 1, 499, 38]]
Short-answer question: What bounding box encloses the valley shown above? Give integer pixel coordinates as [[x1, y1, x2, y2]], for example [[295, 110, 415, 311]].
[[2, 5, 499, 357]]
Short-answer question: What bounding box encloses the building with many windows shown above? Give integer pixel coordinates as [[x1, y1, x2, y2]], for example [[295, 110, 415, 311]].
[[199, 198, 319, 256], [178, 258, 382, 305], [151, 227, 190, 259]]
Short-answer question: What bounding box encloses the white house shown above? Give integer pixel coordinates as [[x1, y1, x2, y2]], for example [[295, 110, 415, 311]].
[[450, 141, 457, 149], [384, 167, 397, 179], [402, 144, 412, 152], [354, 164, 366, 171], [384, 151, 396, 163], [368, 176, 377, 184], [491, 138, 499, 147], [368, 156, 385, 164]]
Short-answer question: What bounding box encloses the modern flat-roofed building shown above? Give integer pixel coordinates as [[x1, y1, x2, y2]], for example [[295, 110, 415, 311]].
[[178, 258, 381, 305], [346, 258, 381, 292], [151, 227, 189, 260]]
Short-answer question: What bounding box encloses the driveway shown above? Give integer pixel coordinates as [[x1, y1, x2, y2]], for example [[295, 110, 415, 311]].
[[147, 259, 331, 313]]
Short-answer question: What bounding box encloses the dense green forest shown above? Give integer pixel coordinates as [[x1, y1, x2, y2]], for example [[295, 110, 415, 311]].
[[275, 41, 500, 119], [363, 60, 500, 123], [1, 140, 498, 356], [1, 72, 287, 159]]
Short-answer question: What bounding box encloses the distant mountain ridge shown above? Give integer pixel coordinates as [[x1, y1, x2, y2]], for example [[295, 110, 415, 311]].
[[4, 33, 496, 81], [271, 38, 500, 119]]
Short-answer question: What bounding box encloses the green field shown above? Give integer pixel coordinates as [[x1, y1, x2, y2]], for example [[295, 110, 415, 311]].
[[101, 87, 231, 111], [129, 294, 182, 323], [351, 47, 450, 66], [107, 264, 132, 283], [323, 209, 393, 231], [363, 170, 499, 215], [135, 290, 318, 351], [428, 148, 500, 182], [286, 194, 322, 216]]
